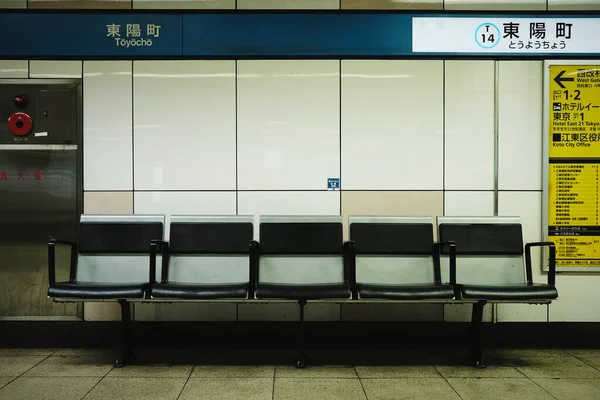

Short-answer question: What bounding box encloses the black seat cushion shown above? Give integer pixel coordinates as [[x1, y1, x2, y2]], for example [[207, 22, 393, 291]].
[[151, 282, 248, 299], [458, 283, 558, 301], [48, 281, 148, 299], [359, 283, 455, 300], [256, 283, 351, 300]]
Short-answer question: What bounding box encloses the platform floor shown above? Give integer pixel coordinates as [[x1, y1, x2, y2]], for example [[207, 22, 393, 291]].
[[0, 348, 598, 399]]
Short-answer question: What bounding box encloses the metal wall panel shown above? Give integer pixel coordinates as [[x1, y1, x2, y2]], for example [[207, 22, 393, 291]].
[[548, 0, 600, 9], [134, 0, 234, 8], [0, 0, 25, 8], [342, 0, 442, 9], [237, 0, 338, 9], [28, 0, 131, 8], [444, 0, 545, 10], [0, 80, 81, 318]]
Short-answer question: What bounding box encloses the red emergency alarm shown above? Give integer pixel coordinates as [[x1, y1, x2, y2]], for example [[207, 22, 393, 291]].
[[8, 112, 33, 136]]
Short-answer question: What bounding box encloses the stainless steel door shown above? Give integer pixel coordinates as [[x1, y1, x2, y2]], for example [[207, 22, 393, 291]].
[[0, 145, 78, 317], [0, 80, 81, 319]]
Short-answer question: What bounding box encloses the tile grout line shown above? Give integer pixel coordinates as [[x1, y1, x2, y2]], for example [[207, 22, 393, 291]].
[[528, 378, 560, 400], [517, 365, 560, 400], [175, 365, 195, 400], [571, 355, 600, 373], [355, 366, 369, 400], [80, 356, 116, 400], [357, 378, 369, 400], [512, 361, 560, 399], [131, 60, 135, 215], [235, 58, 240, 321], [14, 352, 55, 378], [78, 189, 544, 193], [0, 351, 56, 392], [338, 58, 342, 217], [441, 58, 446, 322], [433, 365, 465, 400], [271, 365, 276, 400]]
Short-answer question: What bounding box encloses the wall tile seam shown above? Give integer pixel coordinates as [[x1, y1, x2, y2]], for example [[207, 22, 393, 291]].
[[10, 1, 600, 11], [84, 190, 543, 192]]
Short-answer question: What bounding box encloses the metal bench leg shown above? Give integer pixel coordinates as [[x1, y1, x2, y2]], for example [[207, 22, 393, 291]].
[[467, 300, 487, 369], [296, 299, 307, 369], [115, 299, 133, 368]]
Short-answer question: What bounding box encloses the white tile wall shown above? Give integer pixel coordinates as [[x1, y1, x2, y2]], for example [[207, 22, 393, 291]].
[[0, 60, 28, 78], [238, 302, 340, 322], [237, 0, 339, 8], [133, 61, 236, 191], [443, 190, 494, 322], [444, 191, 494, 216], [29, 61, 82, 78], [134, 191, 237, 238], [83, 61, 133, 191], [238, 191, 340, 239], [444, 0, 545, 10], [135, 303, 237, 321], [341, 60, 444, 190], [342, 304, 443, 322], [445, 61, 494, 190], [550, 275, 600, 322], [342, 0, 443, 8], [237, 191, 340, 215], [444, 303, 493, 323], [237, 60, 340, 190], [498, 61, 543, 191], [0, 0, 25, 8], [237, 302, 299, 321], [133, 0, 235, 8], [548, 0, 600, 9], [498, 191, 548, 322]]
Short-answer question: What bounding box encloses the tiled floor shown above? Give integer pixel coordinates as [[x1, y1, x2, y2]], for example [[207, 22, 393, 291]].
[[0, 348, 598, 399]]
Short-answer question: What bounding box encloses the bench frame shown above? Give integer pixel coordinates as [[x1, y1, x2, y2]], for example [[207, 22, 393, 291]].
[[47, 218, 558, 369]]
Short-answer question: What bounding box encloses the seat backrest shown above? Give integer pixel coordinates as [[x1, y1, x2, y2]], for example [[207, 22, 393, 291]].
[[437, 216, 526, 286], [166, 215, 254, 284], [258, 216, 344, 285], [349, 216, 438, 285], [76, 214, 165, 284]]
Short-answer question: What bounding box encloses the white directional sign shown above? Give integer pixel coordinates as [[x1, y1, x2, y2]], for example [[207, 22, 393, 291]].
[[412, 17, 600, 53]]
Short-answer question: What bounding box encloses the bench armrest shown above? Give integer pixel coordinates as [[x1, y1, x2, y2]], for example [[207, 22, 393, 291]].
[[343, 241, 357, 299], [249, 240, 260, 293], [433, 241, 457, 286], [525, 241, 556, 286], [48, 238, 78, 285], [150, 240, 170, 285]]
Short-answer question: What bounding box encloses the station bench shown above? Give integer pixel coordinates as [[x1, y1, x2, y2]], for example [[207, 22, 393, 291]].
[[47, 214, 558, 368]]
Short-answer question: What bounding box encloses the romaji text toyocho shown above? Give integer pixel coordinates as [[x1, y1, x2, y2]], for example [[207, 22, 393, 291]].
[[106, 23, 161, 47]]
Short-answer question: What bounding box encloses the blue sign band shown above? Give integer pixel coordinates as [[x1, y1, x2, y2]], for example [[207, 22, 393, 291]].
[[0, 13, 183, 56], [0, 12, 598, 58]]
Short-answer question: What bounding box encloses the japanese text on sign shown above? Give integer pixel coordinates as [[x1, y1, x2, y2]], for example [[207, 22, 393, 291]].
[[550, 67, 600, 158], [412, 18, 600, 54], [106, 23, 162, 48], [547, 65, 600, 269], [499, 22, 572, 50], [0, 171, 43, 181]]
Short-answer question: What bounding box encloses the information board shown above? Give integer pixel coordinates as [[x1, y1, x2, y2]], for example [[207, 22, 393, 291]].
[[547, 64, 600, 269]]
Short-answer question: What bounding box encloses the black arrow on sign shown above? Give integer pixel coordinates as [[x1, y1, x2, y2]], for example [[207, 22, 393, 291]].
[[554, 70, 574, 88]]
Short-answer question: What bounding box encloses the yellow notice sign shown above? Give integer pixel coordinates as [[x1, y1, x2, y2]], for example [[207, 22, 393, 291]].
[[549, 66, 600, 158], [548, 163, 599, 226], [548, 65, 600, 268]]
